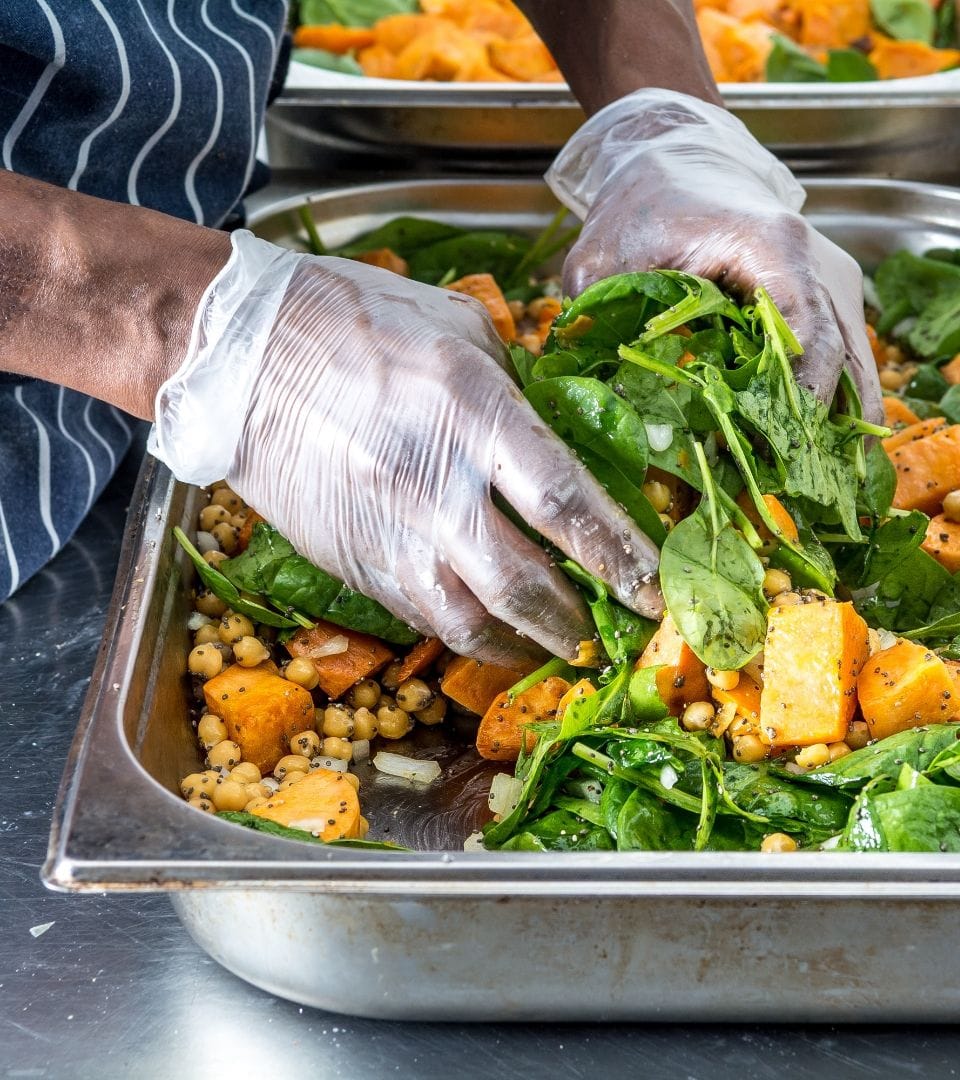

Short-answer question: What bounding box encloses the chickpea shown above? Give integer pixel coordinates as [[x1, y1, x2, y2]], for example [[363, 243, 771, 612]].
[[233, 635, 270, 668], [731, 734, 767, 764], [229, 761, 262, 785], [762, 568, 792, 598], [944, 490, 960, 524], [828, 741, 852, 762], [219, 612, 255, 645], [194, 590, 228, 618], [207, 740, 242, 770], [188, 644, 223, 680], [395, 678, 433, 713], [380, 661, 403, 692], [414, 696, 447, 726], [244, 796, 269, 812], [642, 480, 672, 514], [795, 743, 831, 769], [321, 736, 354, 761], [507, 298, 526, 321], [771, 590, 802, 608], [197, 713, 228, 751], [352, 707, 379, 741], [322, 704, 355, 739], [212, 779, 249, 811], [681, 700, 715, 732], [199, 504, 231, 532], [203, 550, 230, 570], [180, 772, 217, 800], [377, 705, 413, 740], [188, 796, 216, 813], [211, 521, 239, 555], [209, 486, 243, 513], [658, 513, 674, 533], [193, 623, 221, 647], [244, 782, 271, 800], [760, 832, 798, 853], [290, 730, 321, 758], [348, 679, 381, 710], [706, 668, 739, 691], [274, 754, 311, 780], [878, 367, 907, 391], [284, 657, 320, 691], [846, 720, 871, 751]]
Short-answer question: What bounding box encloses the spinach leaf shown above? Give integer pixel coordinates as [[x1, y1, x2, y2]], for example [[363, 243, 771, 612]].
[[498, 809, 614, 851], [870, 0, 936, 44], [909, 292, 960, 361], [939, 384, 960, 424], [796, 723, 960, 789], [935, 0, 958, 47], [875, 251, 960, 321], [721, 763, 852, 843], [842, 782, 960, 851], [616, 787, 693, 851], [334, 217, 464, 258], [217, 811, 408, 849], [173, 527, 300, 629], [826, 49, 878, 81], [638, 271, 746, 339], [904, 362, 950, 398], [407, 231, 531, 286], [858, 442, 898, 523], [299, 0, 416, 27], [766, 35, 828, 82], [291, 47, 363, 74], [508, 343, 538, 389]]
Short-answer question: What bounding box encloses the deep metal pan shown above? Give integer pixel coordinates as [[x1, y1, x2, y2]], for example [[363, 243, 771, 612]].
[[43, 178, 960, 1020], [266, 72, 960, 182]]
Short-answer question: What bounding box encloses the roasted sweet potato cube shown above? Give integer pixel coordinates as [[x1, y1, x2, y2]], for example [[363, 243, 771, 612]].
[[439, 655, 531, 716], [203, 661, 315, 774], [886, 424, 960, 515], [858, 641, 960, 742], [250, 769, 363, 841], [285, 621, 393, 700], [638, 613, 710, 716], [922, 514, 960, 574], [882, 396, 920, 429], [759, 600, 869, 747], [445, 273, 516, 341], [475, 675, 571, 761]]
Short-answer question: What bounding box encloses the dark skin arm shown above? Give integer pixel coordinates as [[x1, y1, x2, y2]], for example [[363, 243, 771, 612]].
[[0, 169, 231, 419], [516, 0, 722, 115]]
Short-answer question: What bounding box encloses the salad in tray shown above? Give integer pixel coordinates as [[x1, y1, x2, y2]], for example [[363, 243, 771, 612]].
[[175, 202, 960, 855], [289, 0, 960, 84]]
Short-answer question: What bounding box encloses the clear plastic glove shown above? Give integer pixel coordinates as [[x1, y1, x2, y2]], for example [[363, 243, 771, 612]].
[[150, 232, 663, 664], [547, 88, 882, 423]]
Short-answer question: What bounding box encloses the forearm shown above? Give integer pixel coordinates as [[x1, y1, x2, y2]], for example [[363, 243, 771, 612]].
[[517, 0, 722, 115], [0, 171, 231, 419]]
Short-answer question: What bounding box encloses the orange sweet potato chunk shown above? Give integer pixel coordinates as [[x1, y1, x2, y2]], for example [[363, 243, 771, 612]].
[[250, 769, 363, 840], [882, 416, 947, 452], [476, 675, 571, 761], [440, 655, 532, 716], [488, 35, 558, 80], [886, 424, 960, 515], [712, 673, 762, 725], [203, 661, 316, 774], [352, 248, 409, 276], [285, 621, 393, 700], [941, 355, 960, 386], [445, 273, 516, 341], [922, 514, 960, 574], [882, 396, 920, 429], [638, 613, 711, 716], [870, 38, 960, 80], [759, 600, 870, 747], [395, 637, 445, 685], [858, 641, 960, 742], [735, 491, 799, 544]]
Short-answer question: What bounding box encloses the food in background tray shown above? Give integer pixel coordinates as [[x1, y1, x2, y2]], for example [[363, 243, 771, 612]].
[[175, 205, 960, 853], [291, 0, 960, 83]]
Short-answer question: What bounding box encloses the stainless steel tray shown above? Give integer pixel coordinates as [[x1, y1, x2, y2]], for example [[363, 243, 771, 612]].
[[44, 177, 960, 1021], [266, 73, 960, 183]]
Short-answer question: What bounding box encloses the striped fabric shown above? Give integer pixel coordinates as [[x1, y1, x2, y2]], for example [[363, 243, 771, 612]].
[[0, 0, 287, 600]]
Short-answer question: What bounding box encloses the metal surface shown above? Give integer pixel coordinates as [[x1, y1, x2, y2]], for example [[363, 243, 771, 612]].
[[265, 74, 960, 182], [9, 442, 960, 1071], [41, 177, 960, 1021]]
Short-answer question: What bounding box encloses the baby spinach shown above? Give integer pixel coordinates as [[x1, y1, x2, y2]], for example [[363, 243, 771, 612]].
[[870, 0, 936, 44], [217, 811, 408, 849], [299, 0, 416, 28], [842, 783, 960, 851]]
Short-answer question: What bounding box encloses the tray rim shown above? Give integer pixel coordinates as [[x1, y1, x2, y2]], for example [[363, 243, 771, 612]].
[[44, 176, 960, 898]]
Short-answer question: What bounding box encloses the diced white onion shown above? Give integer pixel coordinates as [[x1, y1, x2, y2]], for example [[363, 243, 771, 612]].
[[351, 738, 371, 762], [659, 764, 679, 790], [463, 831, 486, 852], [488, 772, 524, 816], [187, 611, 214, 631], [313, 755, 349, 774], [195, 530, 219, 554], [819, 834, 842, 850], [849, 582, 880, 603], [878, 629, 899, 651], [373, 752, 441, 784], [644, 423, 673, 452], [262, 777, 280, 793], [892, 316, 917, 339], [310, 634, 350, 657], [862, 275, 881, 312]]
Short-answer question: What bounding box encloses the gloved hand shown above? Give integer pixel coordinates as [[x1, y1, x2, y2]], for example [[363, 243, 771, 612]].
[[150, 233, 662, 664], [547, 88, 882, 423]]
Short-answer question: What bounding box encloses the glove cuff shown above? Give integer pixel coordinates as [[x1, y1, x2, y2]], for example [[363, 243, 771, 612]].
[[546, 87, 805, 219], [148, 229, 301, 486]]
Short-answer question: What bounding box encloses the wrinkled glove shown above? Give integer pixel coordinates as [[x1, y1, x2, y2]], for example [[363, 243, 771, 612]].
[[547, 88, 882, 423], [150, 232, 662, 664]]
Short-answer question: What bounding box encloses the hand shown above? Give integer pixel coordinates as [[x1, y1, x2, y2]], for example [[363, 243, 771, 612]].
[[547, 89, 882, 423], [151, 234, 663, 664]]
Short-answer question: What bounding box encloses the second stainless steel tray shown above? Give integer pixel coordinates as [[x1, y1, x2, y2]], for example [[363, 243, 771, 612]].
[[44, 177, 960, 1020], [266, 74, 960, 183]]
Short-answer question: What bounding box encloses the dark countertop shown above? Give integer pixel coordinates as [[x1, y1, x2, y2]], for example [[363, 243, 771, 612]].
[[3, 441, 960, 1077]]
